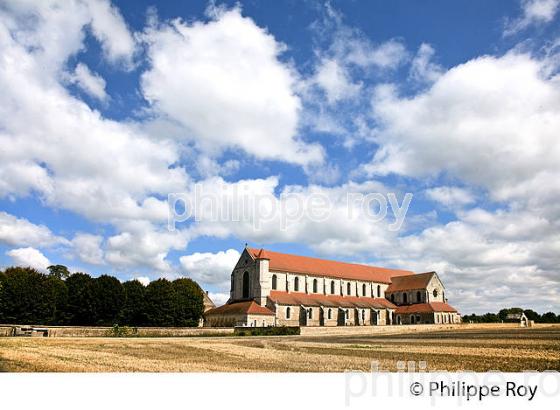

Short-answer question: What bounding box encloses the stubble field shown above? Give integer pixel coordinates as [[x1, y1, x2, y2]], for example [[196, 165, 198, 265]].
[[1, 325, 559, 372]]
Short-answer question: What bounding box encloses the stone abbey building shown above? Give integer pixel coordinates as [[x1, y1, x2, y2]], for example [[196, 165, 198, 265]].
[[204, 247, 460, 327]]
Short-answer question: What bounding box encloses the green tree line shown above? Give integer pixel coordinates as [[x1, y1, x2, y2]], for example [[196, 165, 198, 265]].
[[462, 307, 560, 323], [0, 266, 204, 327]]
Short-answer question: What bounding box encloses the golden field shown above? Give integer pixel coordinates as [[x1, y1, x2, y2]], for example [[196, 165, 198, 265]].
[[1, 325, 559, 372]]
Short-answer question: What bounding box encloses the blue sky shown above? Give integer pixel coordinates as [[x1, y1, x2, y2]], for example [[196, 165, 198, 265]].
[[0, 0, 559, 313]]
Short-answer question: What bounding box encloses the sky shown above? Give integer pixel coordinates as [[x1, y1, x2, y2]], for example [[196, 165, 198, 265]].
[[0, 0, 559, 314]]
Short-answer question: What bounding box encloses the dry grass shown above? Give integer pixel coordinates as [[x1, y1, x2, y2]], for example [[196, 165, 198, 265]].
[[1, 325, 559, 372]]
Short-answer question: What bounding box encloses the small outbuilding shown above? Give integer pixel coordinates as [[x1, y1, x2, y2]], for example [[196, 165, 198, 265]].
[[505, 312, 529, 327], [204, 300, 276, 327]]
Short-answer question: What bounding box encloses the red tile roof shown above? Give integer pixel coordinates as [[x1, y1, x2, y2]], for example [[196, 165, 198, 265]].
[[395, 302, 457, 314], [205, 300, 275, 316], [253, 248, 271, 260], [386, 272, 436, 292], [268, 290, 396, 310], [248, 248, 413, 284]]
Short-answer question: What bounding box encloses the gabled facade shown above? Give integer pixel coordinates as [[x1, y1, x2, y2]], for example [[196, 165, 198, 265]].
[[385, 272, 446, 305], [204, 246, 461, 327]]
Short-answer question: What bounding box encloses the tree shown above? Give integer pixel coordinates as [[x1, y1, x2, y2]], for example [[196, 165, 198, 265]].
[[0, 270, 6, 319], [541, 312, 558, 323], [523, 309, 540, 322], [65, 272, 96, 325], [92, 275, 124, 325], [481, 313, 500, 323], [47, 265, 70, 280], [462, 314, 480, 323], [43, 274, 68, 325], [172, 278, 204, 327], [0, 267, 55, 324], [144, 279, 176, 327], [0, 266, 211, 328], [120, 280, 146, 326]]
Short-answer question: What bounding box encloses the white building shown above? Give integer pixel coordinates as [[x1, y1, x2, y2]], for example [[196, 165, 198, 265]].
[[204, 246, 460, 327]]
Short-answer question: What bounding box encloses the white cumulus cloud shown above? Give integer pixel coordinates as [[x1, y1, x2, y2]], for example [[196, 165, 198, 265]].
[[208, 291, 229, 306], [179, 249, 240, 289], [312, 58, 361, 103], [135, 276, 150, 286], [67, 63, 108, 101], [0, 211, 68, 248], [361, 50, 560, 313], [505, 0, 560, 35], [72, 233, 104, 265], [85, 0, 137, 67], [7, 247, 51, 272], [409, 43, 443, 84], [141, 6, 323, 166], [425, 186, 475, 208]]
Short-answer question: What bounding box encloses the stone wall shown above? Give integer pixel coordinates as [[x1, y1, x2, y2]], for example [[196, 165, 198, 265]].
[[395, 311, 461, 325], [0, 325, 234, 337], [274, 304, 302, 327], [299, 322, 519, 336], [246, 314, 276, 327]]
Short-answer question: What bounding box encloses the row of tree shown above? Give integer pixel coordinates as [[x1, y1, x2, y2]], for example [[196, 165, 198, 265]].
[[462, 307, 560, 323], [0, 266, 204, 327]]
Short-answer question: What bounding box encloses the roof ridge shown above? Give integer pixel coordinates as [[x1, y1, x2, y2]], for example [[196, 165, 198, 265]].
[[247, 247, 413, 273]]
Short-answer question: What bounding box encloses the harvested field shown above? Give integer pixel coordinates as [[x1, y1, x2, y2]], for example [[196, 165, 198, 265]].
[[1, 325, 559, 372]]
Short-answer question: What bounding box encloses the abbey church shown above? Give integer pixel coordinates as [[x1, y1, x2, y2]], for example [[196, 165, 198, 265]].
[[204, 247, 460, 327]]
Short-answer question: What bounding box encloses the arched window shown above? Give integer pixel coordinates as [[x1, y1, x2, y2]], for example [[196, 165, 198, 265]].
[[416, 291, 421, 302], [377, 285, 381, 298], [362, 310, 365, 320], [272, 274, 277, 290], [294, 277, 299, 292], [286, 307, 291, 319], [313, 278, 318, 293], [330, 281, 335, 294], [242, 271, 250, 298], [403, 293, 408, 304], [433, 289, 438, 298], [362, 284, 367, 296], [327, 309, 332, 319], [347, 282, 351, 295]]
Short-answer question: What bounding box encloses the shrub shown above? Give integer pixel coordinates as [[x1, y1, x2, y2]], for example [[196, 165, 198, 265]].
[[234, 326, 300, 336], [107, 324, 138, 337]]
